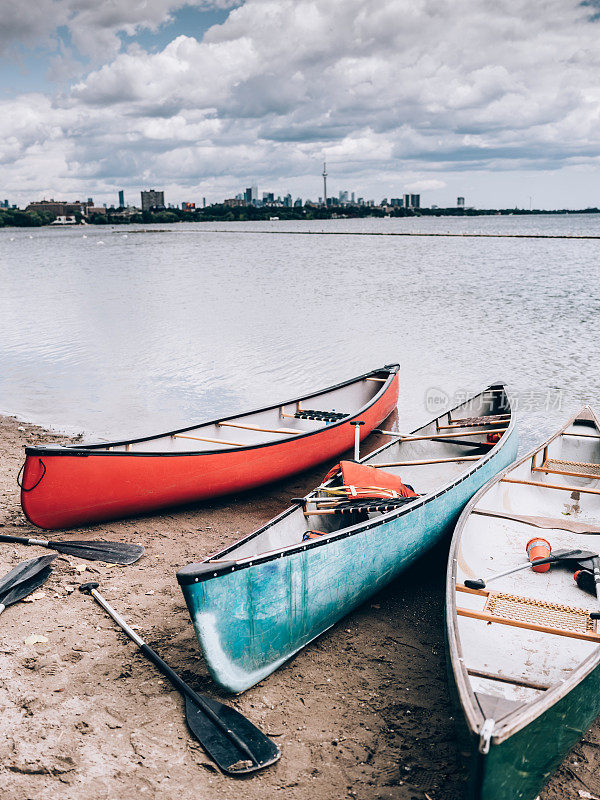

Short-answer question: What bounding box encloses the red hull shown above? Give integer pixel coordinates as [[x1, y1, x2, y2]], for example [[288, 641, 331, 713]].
[[21, 372, 398, 529]]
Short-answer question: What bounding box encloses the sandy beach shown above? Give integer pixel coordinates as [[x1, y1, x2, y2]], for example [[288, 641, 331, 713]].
[[1, 413, 599, 800]]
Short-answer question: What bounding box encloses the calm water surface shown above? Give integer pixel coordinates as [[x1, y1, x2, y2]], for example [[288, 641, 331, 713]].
[[0, 215, 598, 451]]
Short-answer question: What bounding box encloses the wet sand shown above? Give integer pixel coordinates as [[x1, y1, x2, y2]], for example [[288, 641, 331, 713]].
[[0, 413, 598, 800]]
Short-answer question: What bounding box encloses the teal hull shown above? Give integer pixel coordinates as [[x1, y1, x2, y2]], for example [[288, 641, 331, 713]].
[[180, 429, 518, 693], [448, 651, 600, 800]]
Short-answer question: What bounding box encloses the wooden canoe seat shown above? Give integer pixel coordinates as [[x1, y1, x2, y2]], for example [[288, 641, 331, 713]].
[[540, 458, 600, 479], [456, 584, 600, 643], [438, 414, 509, 430], [304, 496, 416, 517], [452, 414, 510, 425], [486, 592, 595, 635], [293, 409, 348, 422]]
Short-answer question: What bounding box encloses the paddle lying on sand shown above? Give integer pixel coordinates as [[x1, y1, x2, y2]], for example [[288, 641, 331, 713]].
[[0, 554, 57, 614], [78, 582, 281, 775], [0, 534, 144, 565], [464, 548, 598, 590]]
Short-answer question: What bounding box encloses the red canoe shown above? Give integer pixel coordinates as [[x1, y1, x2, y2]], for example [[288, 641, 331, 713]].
[[20, 365, 399, 529]]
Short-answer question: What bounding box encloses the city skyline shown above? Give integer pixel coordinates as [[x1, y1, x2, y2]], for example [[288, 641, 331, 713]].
[[1, 2, 600, 209]]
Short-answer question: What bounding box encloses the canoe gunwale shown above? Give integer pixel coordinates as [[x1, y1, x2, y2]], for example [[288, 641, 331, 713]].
[[177, 380, 516, 587], [445, 404, 600, 748], [24, 364, 399, 458]]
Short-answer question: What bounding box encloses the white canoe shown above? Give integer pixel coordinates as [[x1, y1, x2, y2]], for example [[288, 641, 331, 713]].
[[446, 406, 600, 800]]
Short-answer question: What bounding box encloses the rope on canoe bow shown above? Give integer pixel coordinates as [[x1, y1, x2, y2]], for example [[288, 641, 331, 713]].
[[17, 459, 46, 492]]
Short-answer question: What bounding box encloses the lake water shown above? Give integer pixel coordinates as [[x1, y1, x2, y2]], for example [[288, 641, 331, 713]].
[[0, 215, 598, 451]]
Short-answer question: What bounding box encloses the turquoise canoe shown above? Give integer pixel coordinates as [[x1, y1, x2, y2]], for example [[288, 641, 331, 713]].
[[178, 383, 518, 693], [446, 406, 600, 799]]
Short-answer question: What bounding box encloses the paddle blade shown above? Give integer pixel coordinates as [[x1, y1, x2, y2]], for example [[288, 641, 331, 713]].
[[184, 695, 280, 775], [0, 555, 57, 599], [0, 565, 54, 608], [49, 540, 144, 565]]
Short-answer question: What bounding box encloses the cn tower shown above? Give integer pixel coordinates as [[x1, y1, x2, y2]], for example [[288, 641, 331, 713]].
[[322, 161, 327, 206]]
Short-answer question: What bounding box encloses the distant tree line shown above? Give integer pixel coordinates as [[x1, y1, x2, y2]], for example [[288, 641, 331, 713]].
[[2, 203, 600, 227], [0, 208, 58, 227]]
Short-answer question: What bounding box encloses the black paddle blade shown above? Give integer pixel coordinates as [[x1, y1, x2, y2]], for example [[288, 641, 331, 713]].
[[0, 554, 57, 600], [49, 540, 144, 565], [184, 695, 280, 774], [0, 566, 54, 608]]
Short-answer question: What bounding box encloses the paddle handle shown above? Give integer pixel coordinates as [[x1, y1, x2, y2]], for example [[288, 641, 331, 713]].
[[83, 584, 258, 765], [0, 534, 49, 546]]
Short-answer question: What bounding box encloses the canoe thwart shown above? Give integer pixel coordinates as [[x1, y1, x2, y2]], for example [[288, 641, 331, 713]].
[[501, 477, 600, 496], [218, 421, 303, 435], [466, 667, 552, 692], [372, 455, 481, 467], [471, 508, 600, 535], [172, 434, 244, 447]]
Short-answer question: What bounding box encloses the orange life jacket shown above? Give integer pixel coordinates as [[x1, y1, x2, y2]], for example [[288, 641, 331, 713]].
[[321, 460, 418, 500]]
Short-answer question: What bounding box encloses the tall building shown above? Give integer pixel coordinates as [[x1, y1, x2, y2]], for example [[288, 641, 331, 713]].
[[403, 194, 421, 209], [457, 196, 465, 207], [244, 185, 259, 205], [141, 190, 165, 211], [118, 190, 125, 207], [322, 162, 327, 206]]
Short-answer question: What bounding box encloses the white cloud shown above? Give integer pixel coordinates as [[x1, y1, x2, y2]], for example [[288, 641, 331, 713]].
[[2, 0, 600, 207]]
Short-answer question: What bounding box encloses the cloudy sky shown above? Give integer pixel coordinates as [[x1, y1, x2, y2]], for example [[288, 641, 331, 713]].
[[2, 0, 600, 209]]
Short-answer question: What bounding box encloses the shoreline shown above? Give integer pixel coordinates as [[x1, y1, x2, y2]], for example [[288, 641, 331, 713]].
[[2, 208, 600, 231], [0, 412, 597, 799]]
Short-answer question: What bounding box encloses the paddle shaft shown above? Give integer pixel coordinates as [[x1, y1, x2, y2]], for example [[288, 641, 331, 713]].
[[351, 420, 365, 461], [0, 534, 51, 547], [84, 585, 258, 766], [465, 549, 585, 589], [591, 557, 600, 619]]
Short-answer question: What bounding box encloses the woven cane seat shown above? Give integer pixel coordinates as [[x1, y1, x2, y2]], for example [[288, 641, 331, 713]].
[[545, 459, 600, 478], [485, 592, 595, 635], [450, 414, 509, 427], [294, 409, 347, 422]]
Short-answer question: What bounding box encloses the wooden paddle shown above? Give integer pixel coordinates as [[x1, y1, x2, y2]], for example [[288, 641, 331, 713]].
[[78, 582, 281, 774], [0, 534, 144, 565]]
